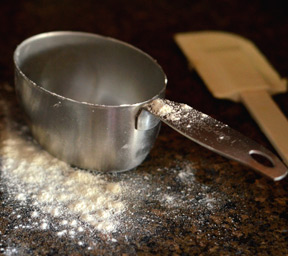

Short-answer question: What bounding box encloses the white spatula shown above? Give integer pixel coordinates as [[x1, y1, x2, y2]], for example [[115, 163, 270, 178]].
[[174, 31, 288, 167]]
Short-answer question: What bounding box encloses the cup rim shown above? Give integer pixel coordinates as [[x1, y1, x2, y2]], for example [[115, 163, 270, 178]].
[[14, 31, 167, 109]]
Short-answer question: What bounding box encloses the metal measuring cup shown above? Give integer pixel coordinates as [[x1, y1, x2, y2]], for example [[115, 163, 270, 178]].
[[14, 31, 287, 180]]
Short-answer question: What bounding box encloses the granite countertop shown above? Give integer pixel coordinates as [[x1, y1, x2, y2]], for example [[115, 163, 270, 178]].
[[0, 1, 288, 255]]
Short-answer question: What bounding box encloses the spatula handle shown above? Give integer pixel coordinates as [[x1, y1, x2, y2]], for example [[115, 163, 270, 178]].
[[240, 90, 288, 166]]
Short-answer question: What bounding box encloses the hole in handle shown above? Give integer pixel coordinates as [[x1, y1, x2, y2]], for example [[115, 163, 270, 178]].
[[249, 150, 275, 168]]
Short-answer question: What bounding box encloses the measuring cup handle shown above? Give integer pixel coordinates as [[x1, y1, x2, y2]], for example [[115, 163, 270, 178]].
[[143, 98, 288, 181]]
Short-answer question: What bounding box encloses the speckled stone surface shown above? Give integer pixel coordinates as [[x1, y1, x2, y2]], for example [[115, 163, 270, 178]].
[[0, 1, 288, 255]]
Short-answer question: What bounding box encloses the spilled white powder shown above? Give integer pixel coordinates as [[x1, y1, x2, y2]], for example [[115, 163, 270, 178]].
[[0, 108, 125, 235], [147, 99, 234, 136], [178, 170, 195, 182], [0, 88, 232, 254], [154, 102, 174, 116], [198, 195, 217, 210], [40, 223, 49, 230], [146, 98, 214, 132], [148, 98, 192, 122]]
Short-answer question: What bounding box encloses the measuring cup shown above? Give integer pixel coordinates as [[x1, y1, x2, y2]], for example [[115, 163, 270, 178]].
[[14, 31, 287, 180]]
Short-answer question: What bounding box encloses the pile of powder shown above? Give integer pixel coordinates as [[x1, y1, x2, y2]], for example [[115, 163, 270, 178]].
[[147, 98, 194, 121], [145, 98, 211, 129], [0, 110, 125, 235]]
